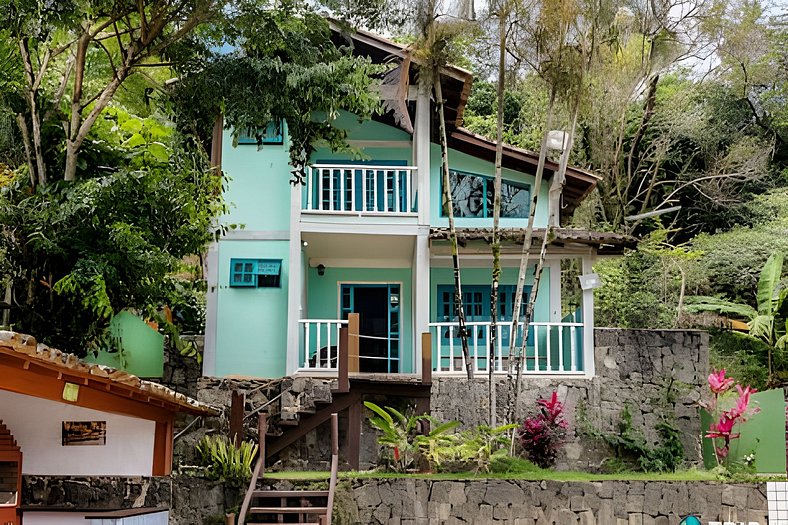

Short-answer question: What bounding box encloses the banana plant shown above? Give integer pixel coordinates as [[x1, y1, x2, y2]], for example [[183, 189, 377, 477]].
[[685, 252, 788, 384], [364, 401, 428, 472]]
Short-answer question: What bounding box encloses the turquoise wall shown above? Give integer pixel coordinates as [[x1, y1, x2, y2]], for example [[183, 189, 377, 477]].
[[215, 240, 290, 377], [429, 145, 550, 228], [305, 266, 414, 373], [221, 129, 292, 231]]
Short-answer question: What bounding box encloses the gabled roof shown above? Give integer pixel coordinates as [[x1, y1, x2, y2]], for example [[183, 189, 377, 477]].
[[333, 24, 600, 218], [0, 331, 218, 418]]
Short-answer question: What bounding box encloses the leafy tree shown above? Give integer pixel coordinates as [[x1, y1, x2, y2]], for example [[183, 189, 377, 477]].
[[0, 108, 223, 353], [685, 252, 788, 384], [0, 0, 219, 185], [169, 2, 383, 184]]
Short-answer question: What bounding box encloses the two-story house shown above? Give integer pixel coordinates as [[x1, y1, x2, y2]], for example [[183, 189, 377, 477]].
[[201, 26, 633, 381]]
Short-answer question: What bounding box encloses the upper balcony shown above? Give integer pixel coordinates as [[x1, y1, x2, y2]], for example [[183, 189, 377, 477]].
[[301, 164, 418, 223]]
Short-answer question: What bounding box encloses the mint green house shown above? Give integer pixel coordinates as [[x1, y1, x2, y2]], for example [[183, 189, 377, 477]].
[[202, 28, 631, 380]]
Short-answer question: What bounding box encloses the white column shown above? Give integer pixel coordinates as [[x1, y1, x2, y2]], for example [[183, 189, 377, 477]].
[[415, 79, 431, 226], [412, 232, 430, 375], [285, 184, 303, 375], [548, 258, 561, 322], [581, 253, 596, 377], [202, 241, 219, 376]]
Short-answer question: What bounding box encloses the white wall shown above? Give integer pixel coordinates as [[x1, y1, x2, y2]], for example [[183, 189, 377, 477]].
[[0, 390, 155, 476], [22, 512, 88, 525]]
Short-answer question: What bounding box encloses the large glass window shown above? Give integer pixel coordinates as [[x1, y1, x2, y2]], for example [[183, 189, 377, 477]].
[[444, 170, 530, 218]]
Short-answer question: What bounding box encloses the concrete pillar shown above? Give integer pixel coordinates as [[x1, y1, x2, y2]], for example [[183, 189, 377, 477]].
[[285, 183, 303, 375], [581, 253, 596, 377]]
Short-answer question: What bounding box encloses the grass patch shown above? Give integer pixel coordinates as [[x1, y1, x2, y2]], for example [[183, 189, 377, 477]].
[[263, 468, 774, 482]]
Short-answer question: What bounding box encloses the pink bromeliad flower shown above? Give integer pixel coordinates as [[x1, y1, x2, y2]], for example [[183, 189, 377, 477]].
[[706, 415, 740, 440], [708, 369, 735, 394], [727, 385, 757, 419]]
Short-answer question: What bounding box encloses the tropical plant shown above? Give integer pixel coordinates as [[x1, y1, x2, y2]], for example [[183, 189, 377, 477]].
[[454, 423, 519, 473], [364, 401, 429, 472], [196, 434, 258, 487], [685, 252, 788, 384], [518, 392, 569, 468]]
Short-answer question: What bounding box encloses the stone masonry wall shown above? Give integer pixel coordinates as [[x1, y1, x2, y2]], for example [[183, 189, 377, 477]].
[[346, 479, 767, 525], [431, 328, 709, 470], [22, 475, 171, 510]]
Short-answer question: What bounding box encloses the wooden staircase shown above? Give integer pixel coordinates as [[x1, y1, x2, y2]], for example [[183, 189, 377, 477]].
[[236, 413, 339, 525], [0, 420, 22, 525]]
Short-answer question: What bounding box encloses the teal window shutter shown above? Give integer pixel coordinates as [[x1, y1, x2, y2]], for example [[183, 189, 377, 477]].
[[230, 259, 257, 287], [229, 258, 282, 288], [237, 120, 284, 145]]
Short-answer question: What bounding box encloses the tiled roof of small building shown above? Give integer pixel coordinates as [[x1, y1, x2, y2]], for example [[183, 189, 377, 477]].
[[0, 331, 218, 416]]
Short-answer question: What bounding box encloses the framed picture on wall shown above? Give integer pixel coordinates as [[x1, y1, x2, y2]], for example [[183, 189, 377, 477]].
[[62, 421, 107, 446]]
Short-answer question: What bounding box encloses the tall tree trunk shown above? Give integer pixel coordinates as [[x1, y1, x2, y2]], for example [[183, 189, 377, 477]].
[[434, 76, 473, 379], [18, 39, 47, 187], [504, 91, 555, 424], [489, 1, 508, 427], [510, 104, 579, 424]]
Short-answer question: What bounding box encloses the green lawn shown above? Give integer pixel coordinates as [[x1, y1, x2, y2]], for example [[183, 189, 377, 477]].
[[263, 468, 751, 482]]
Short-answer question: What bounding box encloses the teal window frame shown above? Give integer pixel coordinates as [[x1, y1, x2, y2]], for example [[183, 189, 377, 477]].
[[437, 284, 534, 348], [229, 258, 282, 288], [441, 169, 530, 219], [237, 120, 284, 145]]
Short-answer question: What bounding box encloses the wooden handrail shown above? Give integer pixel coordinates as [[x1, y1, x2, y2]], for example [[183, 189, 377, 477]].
[[237, 413, 267, 525], [325, 413, 339, 525], [348, 313, 360, 374], [421, 332, 432, 385]]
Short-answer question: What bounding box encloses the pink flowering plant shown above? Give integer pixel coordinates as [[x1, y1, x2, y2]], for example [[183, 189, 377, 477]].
[[702, 369, 759, 465], [518, 391, 569, 468]]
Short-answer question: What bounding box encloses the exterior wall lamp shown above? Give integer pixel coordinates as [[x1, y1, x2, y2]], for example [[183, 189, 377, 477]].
[[317, 264, 326, 276]]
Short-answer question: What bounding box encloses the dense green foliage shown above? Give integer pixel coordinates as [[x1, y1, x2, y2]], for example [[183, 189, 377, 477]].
[[196, 434, 258, 487], [170, 3, 383, 183], [0, 1, 385, 354], [0, 108, 222, 352]]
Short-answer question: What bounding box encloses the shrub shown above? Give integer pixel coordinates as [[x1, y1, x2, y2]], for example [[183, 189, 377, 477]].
[[592, 405, 684, 473], [702, 369, 759, 466], [196, 434, 258, 487], [518, 392, 569, 468]]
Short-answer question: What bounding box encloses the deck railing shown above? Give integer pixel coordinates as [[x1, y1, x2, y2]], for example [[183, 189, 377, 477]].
[[304, 164, 418, 215], [428, 321, 584, 375], [299, 319, 347, 371]]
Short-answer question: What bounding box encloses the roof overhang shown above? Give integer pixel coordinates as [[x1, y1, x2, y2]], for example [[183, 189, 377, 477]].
[[430, 227, 637, 256], [0, 331, 218, 419], [447, 129, 601, 220]]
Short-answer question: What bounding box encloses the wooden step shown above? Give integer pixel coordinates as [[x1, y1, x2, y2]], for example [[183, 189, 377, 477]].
[[249, 507, 328, 514], [247, 522, 319, 525], [278, 418, 300, 427], [252, 490, 329, 498]]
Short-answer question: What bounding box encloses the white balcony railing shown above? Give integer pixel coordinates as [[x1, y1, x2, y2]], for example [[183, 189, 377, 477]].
[[429, 321, 584, 375], [298, 319, 347, 371], [304, 164, 418, 215]]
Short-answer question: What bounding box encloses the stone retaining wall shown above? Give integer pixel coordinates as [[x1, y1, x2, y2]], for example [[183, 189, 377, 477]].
[[431, 328, 709, 470], [172, 477, 768, 525], [345, 479, 767, 525], [21, 475, 171, 510]]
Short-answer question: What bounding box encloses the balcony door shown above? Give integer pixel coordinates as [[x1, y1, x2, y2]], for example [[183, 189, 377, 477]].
[[340, 283, 400, 373]]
